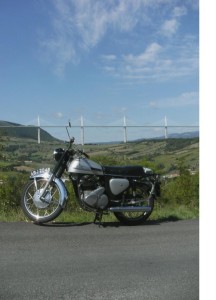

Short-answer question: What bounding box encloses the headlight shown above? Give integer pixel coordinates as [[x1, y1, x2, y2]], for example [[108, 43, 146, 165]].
[[53, 148, 65, 161]]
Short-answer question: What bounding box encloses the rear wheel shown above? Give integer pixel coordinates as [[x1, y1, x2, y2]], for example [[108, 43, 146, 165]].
[[21, 179, 63, 223], [114, 186, 154, 225]]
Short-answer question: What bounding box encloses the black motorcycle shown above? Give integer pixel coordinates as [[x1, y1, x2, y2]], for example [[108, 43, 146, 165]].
[[21, 132, 160, 225]]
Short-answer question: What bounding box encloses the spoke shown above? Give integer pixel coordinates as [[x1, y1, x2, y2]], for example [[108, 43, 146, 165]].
[[51, 200, 59, 206], [27, 192, 33, 200], [44, 210, 50, 216], [51, 188, 58, 198]]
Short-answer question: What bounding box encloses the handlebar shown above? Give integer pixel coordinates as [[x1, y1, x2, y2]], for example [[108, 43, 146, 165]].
[[65, 137, 90, 159], [77, 149, 90, 159]]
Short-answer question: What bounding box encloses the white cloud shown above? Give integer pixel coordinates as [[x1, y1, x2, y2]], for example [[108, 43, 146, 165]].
[[103, 66, 116, 73], [40, 0, 179, 73], [55, 112, 64, 118], [41, 0, 151, 74], [102, 33, 198, 83], [149, 101, 159, 109], [101, 54, 117, 61], [123, 43, 162, 66], [160, 19, 179, 37], [172, 6, 187, 17], [160, 5, 188, 38], [40, 0, 198, 77], [148, 91, 199, 108]]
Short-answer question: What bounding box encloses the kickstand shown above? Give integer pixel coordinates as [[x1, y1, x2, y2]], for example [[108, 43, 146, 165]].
[[94, 211, 103, 227]]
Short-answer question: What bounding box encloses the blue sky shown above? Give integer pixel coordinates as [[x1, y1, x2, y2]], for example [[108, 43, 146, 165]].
[[0, 0, 199, 142]]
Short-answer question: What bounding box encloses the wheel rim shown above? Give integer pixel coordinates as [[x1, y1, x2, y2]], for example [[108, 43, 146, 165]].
[[24, 179, 61, 220], [120, 211, 149, 220], [120, 187, 153, 221]]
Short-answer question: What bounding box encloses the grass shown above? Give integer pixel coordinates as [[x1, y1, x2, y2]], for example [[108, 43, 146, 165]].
[[0, 204, 199, 224], [150, 203, 199, 221]]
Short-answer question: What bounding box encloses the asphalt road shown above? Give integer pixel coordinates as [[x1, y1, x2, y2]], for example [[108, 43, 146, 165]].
[[0, 219, 199, 300]]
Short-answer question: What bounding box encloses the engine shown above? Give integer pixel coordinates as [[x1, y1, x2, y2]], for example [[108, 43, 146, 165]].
[[78, 175, 108, 209]]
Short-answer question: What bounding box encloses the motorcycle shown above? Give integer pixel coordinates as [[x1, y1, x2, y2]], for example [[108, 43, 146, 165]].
[[21, 127, 161, 225]]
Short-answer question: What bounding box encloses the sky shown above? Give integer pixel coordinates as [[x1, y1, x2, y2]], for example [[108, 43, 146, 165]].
[[0, 0, 199, 142]]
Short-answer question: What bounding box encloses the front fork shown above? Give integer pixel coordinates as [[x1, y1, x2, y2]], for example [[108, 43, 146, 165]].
[[38, 174, 56, 202]]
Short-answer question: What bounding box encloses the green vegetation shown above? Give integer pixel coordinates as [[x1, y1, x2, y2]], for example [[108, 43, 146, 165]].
[[0, 161, 199, 223], [0, 134, 199, 222]]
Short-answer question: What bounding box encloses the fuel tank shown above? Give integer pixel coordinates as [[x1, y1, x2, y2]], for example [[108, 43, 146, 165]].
[[67, 158, 103, 175]]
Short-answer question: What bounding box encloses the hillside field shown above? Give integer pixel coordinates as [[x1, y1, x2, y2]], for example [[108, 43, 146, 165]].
[[0, 136, 199, 175]]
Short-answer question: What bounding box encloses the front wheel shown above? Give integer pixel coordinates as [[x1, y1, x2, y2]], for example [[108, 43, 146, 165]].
[[114, 186, 154, 225], [21, 179, 63, 223]]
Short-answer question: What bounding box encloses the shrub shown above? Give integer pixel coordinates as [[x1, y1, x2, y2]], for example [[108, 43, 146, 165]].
[[0, 174, 29, 212], [161, 169, 199, 208]]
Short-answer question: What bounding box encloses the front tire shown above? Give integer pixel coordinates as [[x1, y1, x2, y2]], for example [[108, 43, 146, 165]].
[[21, 179, 63, 223]]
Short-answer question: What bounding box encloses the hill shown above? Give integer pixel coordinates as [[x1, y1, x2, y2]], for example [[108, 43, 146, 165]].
[[0, 135, 199, 174], [166, 131, 199, 139], [0, 120, 58, 142], [83, 137, 199, 173]]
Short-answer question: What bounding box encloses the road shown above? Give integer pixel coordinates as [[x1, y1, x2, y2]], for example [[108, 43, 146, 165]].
[[0, 219, 199, 300]]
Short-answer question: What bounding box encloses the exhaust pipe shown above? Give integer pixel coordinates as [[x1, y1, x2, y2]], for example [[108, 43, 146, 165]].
[[108, 206, 152, 213]]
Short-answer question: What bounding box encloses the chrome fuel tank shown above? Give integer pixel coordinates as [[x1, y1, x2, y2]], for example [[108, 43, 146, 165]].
[[67, 158, 103, 175]]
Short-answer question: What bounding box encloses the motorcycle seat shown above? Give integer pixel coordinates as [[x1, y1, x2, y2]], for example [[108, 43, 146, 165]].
[[103, 166, 144, 177]]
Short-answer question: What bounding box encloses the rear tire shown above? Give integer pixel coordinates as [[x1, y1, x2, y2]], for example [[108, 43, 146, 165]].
[[114, 186, 154, 225], [21, 179, 63, 223]]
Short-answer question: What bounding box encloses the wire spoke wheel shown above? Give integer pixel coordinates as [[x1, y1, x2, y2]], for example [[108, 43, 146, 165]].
[[21, 179, 63, 223], [114, 186, 154, 225]]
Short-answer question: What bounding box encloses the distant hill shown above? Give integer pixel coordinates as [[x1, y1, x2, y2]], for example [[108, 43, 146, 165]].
[[98, 130, 199, 144], [167, 131, 199, 139], [143, 130, 199, 141], [0, 120, 58, 142]]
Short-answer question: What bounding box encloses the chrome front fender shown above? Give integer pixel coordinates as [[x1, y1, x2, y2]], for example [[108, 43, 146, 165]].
[[30, 169, 68, 208]]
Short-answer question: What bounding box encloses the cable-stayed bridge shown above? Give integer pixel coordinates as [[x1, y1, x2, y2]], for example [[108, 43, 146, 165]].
[[0, 116, 199, 145]]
